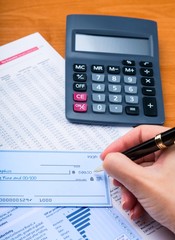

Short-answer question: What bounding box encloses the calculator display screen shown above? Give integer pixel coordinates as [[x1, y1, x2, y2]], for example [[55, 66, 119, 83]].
[[75, 33, 151, 56]]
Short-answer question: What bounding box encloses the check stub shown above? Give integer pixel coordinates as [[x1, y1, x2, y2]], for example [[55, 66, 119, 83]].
[[0, 150, 111, 207]]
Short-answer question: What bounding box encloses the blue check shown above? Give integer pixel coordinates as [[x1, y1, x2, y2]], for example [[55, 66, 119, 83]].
[[0, 150, 111, 207]]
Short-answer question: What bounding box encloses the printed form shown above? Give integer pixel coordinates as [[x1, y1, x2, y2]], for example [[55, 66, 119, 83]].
[[0, 33, 174, 239]]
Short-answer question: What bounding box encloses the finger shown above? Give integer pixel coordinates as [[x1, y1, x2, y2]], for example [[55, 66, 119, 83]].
[[130, 202, 145, 220], [101, 125, 169, 160], [103, 152, 146, 191], [121, 186, 137, 211]]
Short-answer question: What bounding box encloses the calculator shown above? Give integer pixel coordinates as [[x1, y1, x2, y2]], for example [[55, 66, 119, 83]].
[[65, 14, 165, 126]]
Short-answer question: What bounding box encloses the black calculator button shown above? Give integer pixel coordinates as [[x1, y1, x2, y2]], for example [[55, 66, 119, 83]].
[[91, 65, 104, 73], [143, 97, 157, 116], [141, 77, 154, 86], [123, 67, 136, 75], [73, 73, 87, 82], [107, 66, 120, 74], [142, 87, 156, 96], [125, 106, 139, 115], [122, 60, 135, 66], [140, 68, 153, 77], [139, 61, 153, 67], [73, 64, 86, 72], [73, 82, 87, 91]]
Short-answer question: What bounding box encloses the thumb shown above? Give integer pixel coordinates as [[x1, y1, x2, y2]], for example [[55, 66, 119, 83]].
[[103, 152, 145, 190]]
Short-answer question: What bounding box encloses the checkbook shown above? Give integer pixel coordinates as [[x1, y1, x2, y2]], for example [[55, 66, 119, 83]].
[[0, 150, 111, 207]]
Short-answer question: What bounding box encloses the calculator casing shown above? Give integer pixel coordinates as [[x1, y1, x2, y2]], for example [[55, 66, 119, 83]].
[[65, 14, 165, 126]]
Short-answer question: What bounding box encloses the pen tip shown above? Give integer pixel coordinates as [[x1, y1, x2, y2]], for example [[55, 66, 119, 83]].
[[94, 165, 104, 172]]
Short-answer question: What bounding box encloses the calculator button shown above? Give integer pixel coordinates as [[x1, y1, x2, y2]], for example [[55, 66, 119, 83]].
[[125, 106, 139, 115], [73, 83, 87, 91], [108, 84, 121, 93], [123, 67, 136, 75], [124, 76, 137, 84], [142, 87, 155, 96], [73, 64, 86, 72], [125, 95, 139, 104], [107, 66, 120, 74], [73, 73, 87, 82], [92, 93, 106, 102], [74, 103, 88, 112], [92, 104, 106, 113], [92, 73, 105, 82], [108, 75, 121, 83], [109, 104, 123, 113], [143, 97, 157, 116], [141, 77, 154, 86], [74, 93, 87, 102], [139, 61, 153, 67], [109, 94, 122, 103], [92, 83, 105, 92], [140, 68, 153, 77], [122, 60, 135, 66], [91, 65, 104, 73], [124, 86, 137, 94]]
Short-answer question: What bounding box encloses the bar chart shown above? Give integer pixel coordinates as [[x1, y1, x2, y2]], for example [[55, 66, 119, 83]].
[[47, 206, 142, 240]]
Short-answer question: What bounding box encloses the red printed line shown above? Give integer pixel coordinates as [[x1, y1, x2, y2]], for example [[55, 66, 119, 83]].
[[0, 47, 39, 65]]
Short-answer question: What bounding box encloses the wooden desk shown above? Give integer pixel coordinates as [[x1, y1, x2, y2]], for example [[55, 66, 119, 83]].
[[0, 0, 175, 127]]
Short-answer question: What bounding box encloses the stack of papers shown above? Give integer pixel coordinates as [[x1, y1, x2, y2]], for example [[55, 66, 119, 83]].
[[0, 33, 174, 239]]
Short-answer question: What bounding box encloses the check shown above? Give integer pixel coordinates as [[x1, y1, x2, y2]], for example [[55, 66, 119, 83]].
[[0, 150, 111, 207]]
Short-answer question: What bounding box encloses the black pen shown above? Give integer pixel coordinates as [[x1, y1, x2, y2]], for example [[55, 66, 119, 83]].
[[94, 127, 175, 172]]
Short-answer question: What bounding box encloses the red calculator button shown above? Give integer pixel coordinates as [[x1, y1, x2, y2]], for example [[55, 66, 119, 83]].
[[74, 103, 88, 112], [73, 93, 87, 102]]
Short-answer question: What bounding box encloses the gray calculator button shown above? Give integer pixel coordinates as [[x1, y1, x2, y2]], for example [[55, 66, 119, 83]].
[[108, 75, 121, 83], [124, 76, 137, 84], [92, 93, 106, 102], [109, 104, 123, 113], [92, 74, 105, 82], [124, 86, 138, 94], [108, 84, 121, 93], [92, 83, 105, 92], [92, 103, 106, 113], [109, 94, 122, 103], [125, 95, 139, 104]]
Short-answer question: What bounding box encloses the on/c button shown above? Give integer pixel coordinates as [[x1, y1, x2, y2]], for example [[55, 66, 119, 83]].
[[73, 103, 88, 112]]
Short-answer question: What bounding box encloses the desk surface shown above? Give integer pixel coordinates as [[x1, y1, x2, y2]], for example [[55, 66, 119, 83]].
[[0, 0, 175, 127]]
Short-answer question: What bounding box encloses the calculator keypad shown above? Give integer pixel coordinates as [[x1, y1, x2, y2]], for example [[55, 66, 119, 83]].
[[71, 60, 159, 123]]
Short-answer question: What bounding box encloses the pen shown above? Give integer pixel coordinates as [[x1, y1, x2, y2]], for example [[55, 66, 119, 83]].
[[94, 127, 175, 172]]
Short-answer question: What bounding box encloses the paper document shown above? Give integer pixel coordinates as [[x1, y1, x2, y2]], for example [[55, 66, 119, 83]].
[[0, 32, 174, 239], [0, 150, 111, 207]]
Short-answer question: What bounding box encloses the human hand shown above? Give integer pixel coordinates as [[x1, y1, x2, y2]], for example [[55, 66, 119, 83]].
[[101, 125, 175, 233]]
